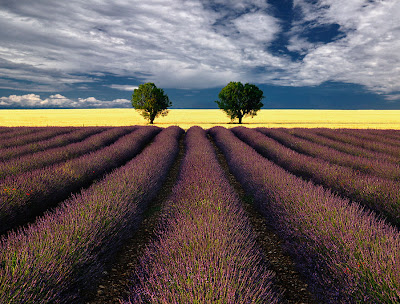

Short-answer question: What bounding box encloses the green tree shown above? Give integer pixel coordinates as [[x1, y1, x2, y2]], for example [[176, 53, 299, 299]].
[[215, 82, 264, 124], [131, 83, 171, 124]]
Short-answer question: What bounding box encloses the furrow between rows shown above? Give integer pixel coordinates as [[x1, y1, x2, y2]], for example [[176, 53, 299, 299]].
[[124, 126, 279, 303], [209, 126, 400, 303], [0, 126, 159, 235], [0, 126, 135, 180], [232, 126, 400, 227], [0, 126, 183, 303], [0, 126, 106, 162]]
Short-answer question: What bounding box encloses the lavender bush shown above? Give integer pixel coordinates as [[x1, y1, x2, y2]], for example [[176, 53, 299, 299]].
[[312, 128, 400, 158], [0, 126, 183, 304], [232, 126, 400, 227], [0, 127, 74, 148], [257, 128, 400, 180], [128, 126, 278, 304], [276, 128, 400, 164], [0, 127, 44, 142], [0, 127, 106, 161], [0, 126, 158, 234], [0, 126, 135, 180], [210, 126, 400, 303]]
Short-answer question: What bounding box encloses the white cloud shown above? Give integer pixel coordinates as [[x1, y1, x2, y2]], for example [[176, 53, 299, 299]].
[[109, 85, 138, 91], [289, 0, 400, 95], [233, 12, 281, 43], [0, 0, 399, 101], [0, 0, 287, 90], [0, 94, 131, 108]]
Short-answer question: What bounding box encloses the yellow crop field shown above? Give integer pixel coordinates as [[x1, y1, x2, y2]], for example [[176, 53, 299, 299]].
[[1, 109, 400, 129]]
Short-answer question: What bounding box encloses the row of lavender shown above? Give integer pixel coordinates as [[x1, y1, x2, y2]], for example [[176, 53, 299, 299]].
[[0, 126, 160, 234], [274, 128, 400, 164], [127, 126, 279, 303], [232, 127, 400, 227], [210, 127, 400, 303], [0, 127, 106, 161], [0, 126, 183, 303], [305, 128, 400, 158], [0, 127, 136, 180], [0, 127, 78, 148], [257, 128, 400, 180]]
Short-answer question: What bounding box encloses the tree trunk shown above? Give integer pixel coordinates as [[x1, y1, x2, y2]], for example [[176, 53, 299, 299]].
[[149, 113, 155, 124], [238, 116, 243, 124]]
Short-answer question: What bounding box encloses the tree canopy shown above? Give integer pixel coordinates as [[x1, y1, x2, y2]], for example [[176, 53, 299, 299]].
[[215, 82, 264, 124], [131, 83, 171, 124]]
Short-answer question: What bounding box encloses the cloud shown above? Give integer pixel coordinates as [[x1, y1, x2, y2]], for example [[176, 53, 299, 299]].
[[108, 85, 138, 91], [289, 0, 400, 94], [0, 0, 287, 90], [0, 94, 131, 108], [384, 94, 400, 102], [0, 0, 399, 102]]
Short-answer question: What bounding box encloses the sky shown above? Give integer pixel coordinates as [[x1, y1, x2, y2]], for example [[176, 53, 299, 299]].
[[0, 0, 399, 109]]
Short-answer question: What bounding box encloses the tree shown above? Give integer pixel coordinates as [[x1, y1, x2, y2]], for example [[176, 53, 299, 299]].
[[131, 83, 171, 124], [215, 81, 264, 124]]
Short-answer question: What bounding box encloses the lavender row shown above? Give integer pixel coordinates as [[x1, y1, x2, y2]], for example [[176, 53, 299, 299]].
[[0, 127, 45, 142], [0, 126, 135, 180], [0, 127, 14, 135], [129, 126, 278, 304], [340, 128, 400, 147], [0, 126, 159, 234], [276, 128, 400, 164], [0, 126, 183, 303], [0, 127, 76, 149], [210, 126, 400, 303], [0, 127, 106, 162], [232, 127, 400, 227], [257, 128, 400, 180], [362, 128, 400, 141], [312, 128, 400, 158]]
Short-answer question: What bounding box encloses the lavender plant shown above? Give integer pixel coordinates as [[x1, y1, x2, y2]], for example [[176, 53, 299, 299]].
[[257, 128, 400, 180], [232, 126, 400, 227], [0, 127, 74, 148], [129, 126, 279, 304], [313, 128, 400, 158], [276, 128, 400, 164], [0, 127, 106, 162], [0, 126, 136, 180], [0, 126, 183, 303], [209, 126, 400, 303], [0, 127, 44, 143], [0, 126, 158, 234]]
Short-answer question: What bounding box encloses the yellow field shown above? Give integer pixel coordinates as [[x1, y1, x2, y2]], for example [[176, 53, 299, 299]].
[[1, 109, 400, 129]]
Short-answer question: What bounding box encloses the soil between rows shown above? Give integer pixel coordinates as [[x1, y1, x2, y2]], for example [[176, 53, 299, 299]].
[[209, 134, 317, 304], [84, 133, 186, 304], [85, 130, 317, 303]]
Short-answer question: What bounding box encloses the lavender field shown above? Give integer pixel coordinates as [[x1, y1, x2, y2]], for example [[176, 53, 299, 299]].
[[0, 126, 399, 304]]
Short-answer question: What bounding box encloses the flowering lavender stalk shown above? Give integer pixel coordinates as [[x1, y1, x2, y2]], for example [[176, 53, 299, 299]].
[[128, 126, 279, 304], [257, 128, 400, 180], [232, 126, 400, 227], [0, 126, 183, 304], [0, 126, 158, 234], [0, 127, 74, 148], [0, 127, 106, 161], [210, 126, 400, 303], [0, 126, 136, 180]]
